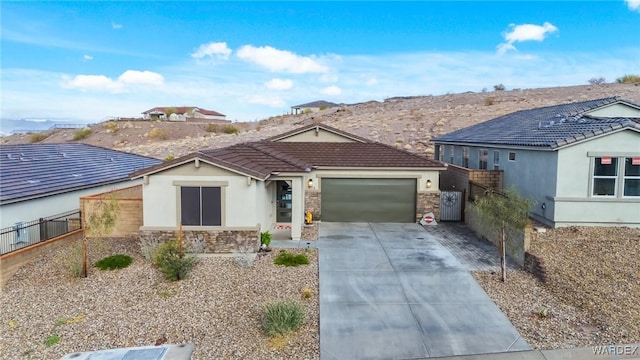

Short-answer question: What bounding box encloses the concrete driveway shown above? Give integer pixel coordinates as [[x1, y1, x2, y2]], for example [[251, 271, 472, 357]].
[[319, 222, 529, 360]]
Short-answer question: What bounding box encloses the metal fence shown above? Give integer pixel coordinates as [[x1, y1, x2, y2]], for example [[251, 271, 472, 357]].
[[0, 210, 82, 256]]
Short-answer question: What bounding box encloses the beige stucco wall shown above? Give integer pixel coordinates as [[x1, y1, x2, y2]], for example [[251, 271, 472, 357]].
[[311, 169, 441, 192]]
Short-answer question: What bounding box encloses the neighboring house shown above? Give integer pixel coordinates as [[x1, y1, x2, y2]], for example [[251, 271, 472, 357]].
[[0, 144, 162, 246], [434, 97, 640, 228], [291, 100, 339, 115], [141, 106, 227, 122], [131, 123, 445, 251]]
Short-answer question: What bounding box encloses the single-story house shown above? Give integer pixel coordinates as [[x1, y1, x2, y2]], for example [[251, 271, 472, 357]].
[[142, 106, 227, 122], [434, 96, 640, 228], [0, 143, 161, 253], [291, 100, 339, 115], [131, 123, 445, 251]]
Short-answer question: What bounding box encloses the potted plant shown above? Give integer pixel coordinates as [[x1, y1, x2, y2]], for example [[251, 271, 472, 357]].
[[260, 231, 272, 252]]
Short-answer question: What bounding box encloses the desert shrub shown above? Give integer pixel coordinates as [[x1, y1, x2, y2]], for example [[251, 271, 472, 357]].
[[140, 237, 163, 261], [274, 250, 310, 267], [104, 121, 119, 133], [588, 77, 606, 85], [164, 154, 175, 162], [73, 128, 92, 141], [44, 333, 60, 347], [319, 106, 328, 110], [153, 240, 198, 281], [262, 300, 304, 336], [205, 123, 219, 132], [65, 243, 83, 277], [234, 245, 255, 267], [221, 124, 239, 134], [28, 132, 49, 143], [484, 96, 497, 106], [300, 287, 313, 300], [493, 83, 505, 91], [260, 231, 272, 247], [94, 254, 132, 270], [616, 74, 640, 84], [149, 127, 169, 140]]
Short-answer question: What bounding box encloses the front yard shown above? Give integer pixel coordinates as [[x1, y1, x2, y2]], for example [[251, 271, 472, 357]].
[[0, 238, 319, 359], [473, 226, 640, 349]]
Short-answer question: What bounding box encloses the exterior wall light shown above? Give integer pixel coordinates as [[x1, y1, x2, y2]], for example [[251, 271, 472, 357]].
[[426, 179, 432, 189], [308, 178, 314, 188]]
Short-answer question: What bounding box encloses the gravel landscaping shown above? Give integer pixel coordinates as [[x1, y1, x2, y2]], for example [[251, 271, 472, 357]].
[[0, 238, 319, 359], [473, 226, 640, 350]]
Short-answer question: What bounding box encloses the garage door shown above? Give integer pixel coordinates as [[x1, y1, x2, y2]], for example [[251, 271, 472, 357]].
[[321, 178, 417, 222]]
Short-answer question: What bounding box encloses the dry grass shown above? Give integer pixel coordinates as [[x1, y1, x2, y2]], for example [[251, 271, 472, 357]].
[[148, 127, 168, 140]]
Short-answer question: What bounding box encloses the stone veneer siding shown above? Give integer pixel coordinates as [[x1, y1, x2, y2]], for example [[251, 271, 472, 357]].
[[304, 190, 321, 220], [140, 229, 259, 253], [417, 192, 440, 221]]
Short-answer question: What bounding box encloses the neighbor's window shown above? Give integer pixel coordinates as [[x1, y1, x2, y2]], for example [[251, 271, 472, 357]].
[[624, 157, 640, 197], [493, 150, 500, 170], [437, 145, 443, 162], [508, 152, 516, 161], [479, 149, 488, 170], [180, 186, 222, 226], [462, 147, 469, 168], [592, 157, 618, 196], [449, 145, 454, 164]]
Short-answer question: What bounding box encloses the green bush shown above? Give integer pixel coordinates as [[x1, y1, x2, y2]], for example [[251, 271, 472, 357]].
[[221, 125, 239, 135], [205, 123, 219, 132], [153, 240, 198, 281], [28, 132, 49, 143], [274, 250, 309, 267], [260, 231, 272, 247], [94, 254, 133, 270], [44, 333, 60, 347], [616, 74, 640, 84], [73, 128, 92, 141], [262, 300, 304, 336]]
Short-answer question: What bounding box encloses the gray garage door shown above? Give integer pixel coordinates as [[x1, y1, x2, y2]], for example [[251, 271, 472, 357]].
[[321, 178, 417, 222]]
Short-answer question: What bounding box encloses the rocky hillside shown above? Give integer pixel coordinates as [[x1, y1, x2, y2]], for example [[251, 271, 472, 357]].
[[2, 83, 638, 159]]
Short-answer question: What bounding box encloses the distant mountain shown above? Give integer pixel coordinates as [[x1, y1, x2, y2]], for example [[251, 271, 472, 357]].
[[0, 119, 90, 136]]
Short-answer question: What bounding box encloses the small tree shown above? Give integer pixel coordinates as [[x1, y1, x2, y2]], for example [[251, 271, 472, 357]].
[[81, 194, 120, 277], [473, 187, 533, 282]]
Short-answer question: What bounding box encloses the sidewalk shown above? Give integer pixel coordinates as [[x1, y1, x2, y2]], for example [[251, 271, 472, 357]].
[[433, 343, 640, 360]]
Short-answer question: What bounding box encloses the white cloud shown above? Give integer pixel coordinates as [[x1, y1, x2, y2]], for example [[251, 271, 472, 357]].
[[236, 45, 329, 74], [265, 78, 293, 90], [321, 85, 342, 96], [626, 0, 640, 11], [191, 42, 232, 60], [247, 94, 286, 107], [111, 22, 122, 29], [497, 22, 558, 55], [83, 54, 93, 61], [365, 77, 378, 86], [61, 70, 164, 93]]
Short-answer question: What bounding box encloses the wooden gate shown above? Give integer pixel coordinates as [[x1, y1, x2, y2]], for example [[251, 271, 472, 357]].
[[439, 191, 463, 221]]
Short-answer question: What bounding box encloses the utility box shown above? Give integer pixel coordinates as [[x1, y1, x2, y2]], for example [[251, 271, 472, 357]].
[[59, 343, 194, 360]]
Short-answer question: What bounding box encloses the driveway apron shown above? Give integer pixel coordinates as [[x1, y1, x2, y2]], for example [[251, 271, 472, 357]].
[[318, 222, 529, 360]]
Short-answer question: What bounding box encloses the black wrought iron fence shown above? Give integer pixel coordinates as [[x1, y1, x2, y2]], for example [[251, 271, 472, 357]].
[[0, 209, 82, 256]]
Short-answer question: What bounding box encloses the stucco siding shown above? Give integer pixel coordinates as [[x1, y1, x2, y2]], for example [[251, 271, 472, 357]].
[[312, 169, 440, 192], [554, 200, 639, 227], [0, 180, 142, 228], [586, 103, 640, 118]]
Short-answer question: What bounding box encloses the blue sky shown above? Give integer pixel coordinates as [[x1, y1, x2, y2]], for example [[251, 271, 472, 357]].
[[1, 1, 639, 124]]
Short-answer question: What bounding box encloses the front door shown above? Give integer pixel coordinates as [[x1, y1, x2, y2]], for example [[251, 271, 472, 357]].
[[276, 180, 292, 222]]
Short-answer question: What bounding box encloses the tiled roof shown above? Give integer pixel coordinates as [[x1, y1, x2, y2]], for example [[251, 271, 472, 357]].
[[0, 144, 161, 204], [266, 123, 370, 142], [142, 106, 225, 117], [435, 97, 640, 149], [291, 100, 339, 108], [132, 126, 444, 180]]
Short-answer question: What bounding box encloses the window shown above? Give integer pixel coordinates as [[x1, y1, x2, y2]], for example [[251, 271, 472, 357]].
[[479, 149, 488, 170], [180, 186, 222, 226], [624, 157, 640, 196], [592, 157, 618, 196], [508, 152, 516, 161], [462, 147, 469, 168], [493, 150, 500, 170], [437, 145, 443, 162], [449, 145, 454, 164]]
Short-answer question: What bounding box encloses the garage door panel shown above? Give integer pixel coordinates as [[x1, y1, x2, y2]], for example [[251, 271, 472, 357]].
[[321, 178, 416, 223]]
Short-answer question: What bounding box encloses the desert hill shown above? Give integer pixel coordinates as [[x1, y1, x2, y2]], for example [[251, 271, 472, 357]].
[[2, 83, 638, 159]]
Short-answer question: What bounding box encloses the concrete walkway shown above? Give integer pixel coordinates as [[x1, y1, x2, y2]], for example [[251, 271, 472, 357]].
[[319, 222, 529, 360]]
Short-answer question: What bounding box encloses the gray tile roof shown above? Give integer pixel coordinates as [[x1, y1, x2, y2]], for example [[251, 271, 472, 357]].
[[1, 144, 162, 204], [434, 97, 640, 149]]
